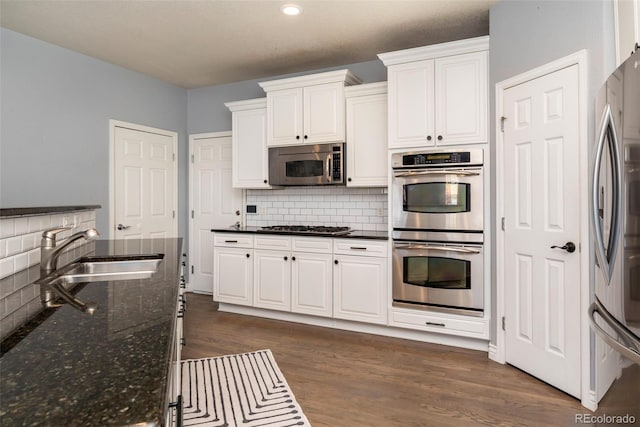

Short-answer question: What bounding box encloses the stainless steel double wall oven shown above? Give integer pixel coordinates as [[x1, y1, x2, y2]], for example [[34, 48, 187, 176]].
[[392, 148, 484, 315]]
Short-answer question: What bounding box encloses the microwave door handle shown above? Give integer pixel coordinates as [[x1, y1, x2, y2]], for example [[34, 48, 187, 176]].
[[394, 244, 480, 254], [326, 154, 332, 183], [589, 299, 640, 364], [393, 170, 480, 178]]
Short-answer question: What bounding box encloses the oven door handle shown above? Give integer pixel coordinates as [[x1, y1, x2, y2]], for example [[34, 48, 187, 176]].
[[393, 170, 480, 178], [393, 244, 480, 254]]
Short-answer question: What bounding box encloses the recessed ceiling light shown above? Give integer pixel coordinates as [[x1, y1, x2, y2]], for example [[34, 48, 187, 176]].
[[281, 4, 302, 16]]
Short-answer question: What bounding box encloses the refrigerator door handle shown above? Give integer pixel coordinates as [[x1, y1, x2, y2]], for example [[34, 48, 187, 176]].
[[591, 104, 622, 284], [589, 298, 640, 365]]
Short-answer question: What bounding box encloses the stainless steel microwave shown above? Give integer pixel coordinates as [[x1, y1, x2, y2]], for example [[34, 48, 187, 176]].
[[268, 143, 345, 186]]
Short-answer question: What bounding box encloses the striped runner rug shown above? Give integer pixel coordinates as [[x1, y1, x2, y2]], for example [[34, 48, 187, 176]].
[[181, 349, 310, 426]]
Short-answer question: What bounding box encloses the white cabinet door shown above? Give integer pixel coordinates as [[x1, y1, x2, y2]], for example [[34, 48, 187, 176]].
[[333, 255, 387, 324], [213, 247, 253, 306], [435, 51, 488, 145], [387, 59, 435, 149], [254, 250, 291, 311], [267, 88, 303, 146], [304, 82, 345, 144], [345, 89, 388, 187], [231, 104, 270, 188], [291, 252, 333, 317]]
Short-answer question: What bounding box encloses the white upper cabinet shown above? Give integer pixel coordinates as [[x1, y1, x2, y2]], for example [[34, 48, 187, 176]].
[[225, 98, 270, 188], [344, 82, 388, 187], [379, 36, 489, 148], [259, 69, 361, 147]]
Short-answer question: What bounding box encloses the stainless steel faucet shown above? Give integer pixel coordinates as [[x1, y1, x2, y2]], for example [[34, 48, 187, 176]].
[[40, 227, 100, 272], [38, 227, 100, 314]]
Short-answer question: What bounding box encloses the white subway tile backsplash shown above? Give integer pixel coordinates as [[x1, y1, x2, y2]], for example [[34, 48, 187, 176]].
[[0, 219, 15, 238], [13, 253, 28, 273], [6, 237, 22, 257], [246, 186, 388, 231], [14, 218, 29, 235]]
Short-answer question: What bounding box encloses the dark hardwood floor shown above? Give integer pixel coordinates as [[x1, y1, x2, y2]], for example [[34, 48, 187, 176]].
[[182, 293, 592, 426]]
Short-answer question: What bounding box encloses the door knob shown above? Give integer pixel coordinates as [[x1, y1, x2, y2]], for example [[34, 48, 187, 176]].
[[551, 242, 576, 253], [117, 224, 131, 230]]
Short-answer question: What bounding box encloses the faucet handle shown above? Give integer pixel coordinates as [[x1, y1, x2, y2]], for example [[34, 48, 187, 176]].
[[41, 227, 71, 246]]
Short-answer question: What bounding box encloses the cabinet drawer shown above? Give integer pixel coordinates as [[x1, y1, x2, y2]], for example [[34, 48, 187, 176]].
[[213, 233, 254, 248], [389, 309, 488, 337], [254, 235, 291, 250], [333, 239, 388, 257], [291, 237, 332, 253]]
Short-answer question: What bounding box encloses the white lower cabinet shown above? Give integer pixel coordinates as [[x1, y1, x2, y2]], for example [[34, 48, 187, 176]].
[[254, 249, 291, 311], [214, 233, 389, 326], [213, 234, 254, 306], [333, 239, 388, 325], [291, 251, 333, 317]]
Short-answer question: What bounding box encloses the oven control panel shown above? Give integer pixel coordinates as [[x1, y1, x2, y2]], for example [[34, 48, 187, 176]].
[[392, 148, 483, 169]]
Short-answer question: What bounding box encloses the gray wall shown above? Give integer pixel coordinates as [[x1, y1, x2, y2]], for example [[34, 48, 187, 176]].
[[488, 0, 616, 345], [187, 60, 387, 134], [0, 28, 188, 238]]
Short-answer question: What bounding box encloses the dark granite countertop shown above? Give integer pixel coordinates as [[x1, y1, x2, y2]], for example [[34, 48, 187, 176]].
[[0, 205, 102, 218], [211, 226, 388, 240], [0, 238, 183, 427]]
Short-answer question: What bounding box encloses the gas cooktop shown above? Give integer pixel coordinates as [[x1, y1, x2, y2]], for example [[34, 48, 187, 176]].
[[257, 225, 351, 236]]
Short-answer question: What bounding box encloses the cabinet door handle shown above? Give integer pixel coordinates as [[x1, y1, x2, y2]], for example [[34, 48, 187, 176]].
[[246, 253, 250, 258], [225, 240, 238, 243], [426, 135, 432, 141], [334, 259, 339, 265], [350, 246, 367, 250], [437, 135, 443, 141], [426, 321, 445, 327], [291, 256, 296, 261], [284, 256, 288, 261]]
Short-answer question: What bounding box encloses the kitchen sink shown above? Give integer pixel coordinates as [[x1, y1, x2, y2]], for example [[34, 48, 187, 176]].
[[37, 254, 165, 314], [58, 255, 164, 284]]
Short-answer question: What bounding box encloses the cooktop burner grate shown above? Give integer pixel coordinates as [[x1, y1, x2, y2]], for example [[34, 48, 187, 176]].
[[258, 225, 351, 236]]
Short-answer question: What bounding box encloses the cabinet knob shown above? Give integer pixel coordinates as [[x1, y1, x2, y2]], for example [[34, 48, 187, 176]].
[[347, 177, 352, 182], [263, 179, 267, 184], [437, 135, 443, 141], [304, 135, 308, 139], [296, 135, 300, 140], [292, 256, 296, 261], [334, 259, 339, 265], [427, 135, 432, 141], [246, 253, 250, 258], [284, 256, 288, 261]]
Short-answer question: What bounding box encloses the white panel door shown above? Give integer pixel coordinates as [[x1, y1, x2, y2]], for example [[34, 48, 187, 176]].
[[189, 134, 243, 294], [267, 88, 303, 146], [291, 252, 333, 317], [435, 51, 488, 145], [387, 59, 435, 148], [213, 247, 253, 305], [333, 255, 387, 325], [303, 82, 344, 144], [503, 64, 581, 398], [114, 126, 176, 240], [254, 250, 291, 311], [345, 92, 388, 187]]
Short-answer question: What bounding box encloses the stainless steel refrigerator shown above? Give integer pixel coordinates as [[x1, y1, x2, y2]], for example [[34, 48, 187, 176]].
[[590, 45, 640, 417]]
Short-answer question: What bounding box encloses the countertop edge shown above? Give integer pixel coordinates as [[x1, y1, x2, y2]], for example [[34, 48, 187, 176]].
[[211, 227, 388, 240], [0, 205, 102, 218]]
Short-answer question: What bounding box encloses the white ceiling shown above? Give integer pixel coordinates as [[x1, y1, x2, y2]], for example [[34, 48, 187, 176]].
[[0, 0, 497, 89]]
